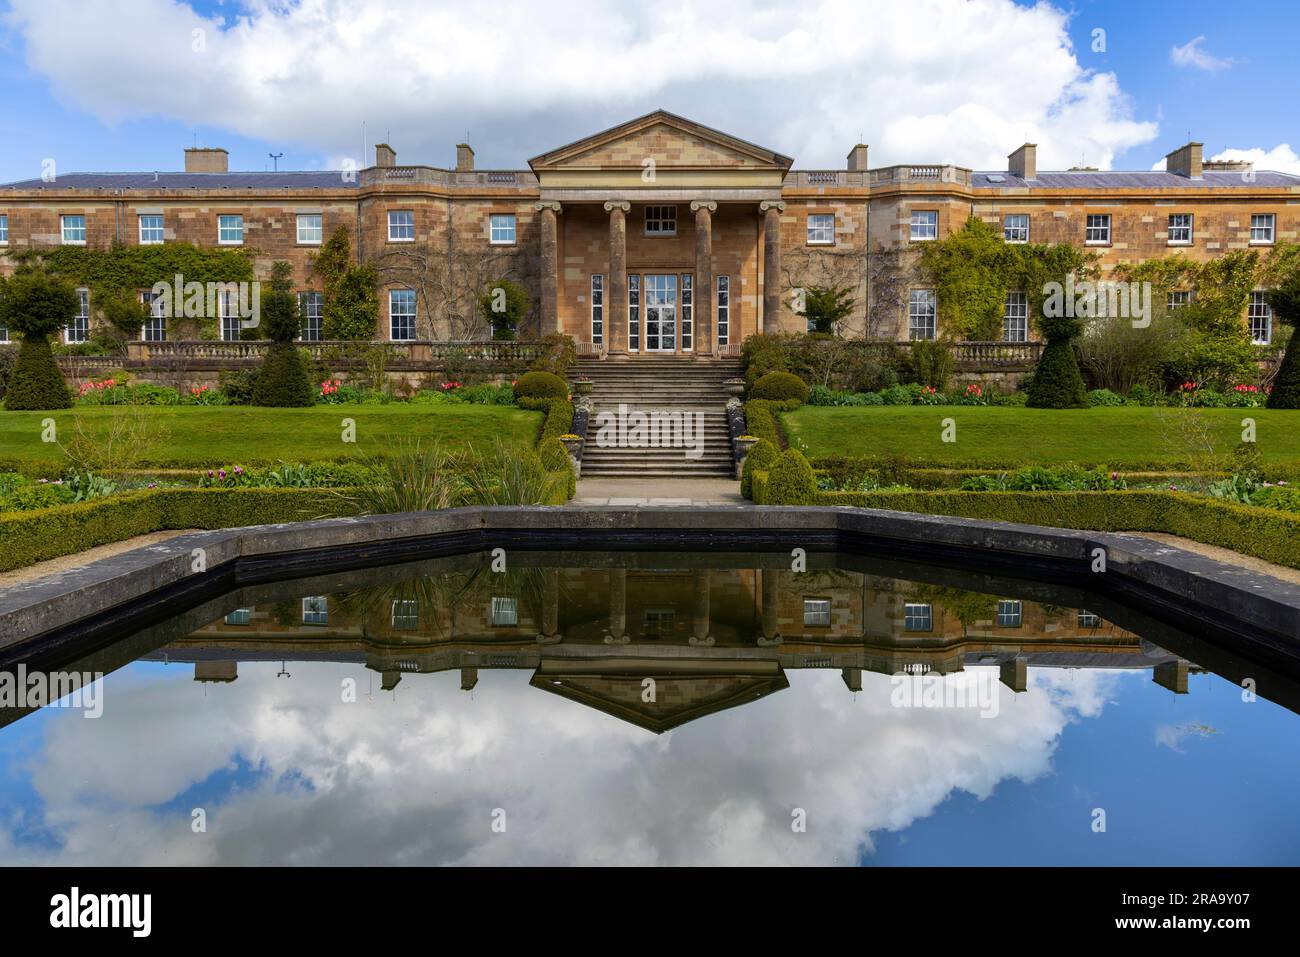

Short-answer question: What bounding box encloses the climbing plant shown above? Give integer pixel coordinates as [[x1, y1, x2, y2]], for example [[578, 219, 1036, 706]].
[[311, 226, 379, 341]]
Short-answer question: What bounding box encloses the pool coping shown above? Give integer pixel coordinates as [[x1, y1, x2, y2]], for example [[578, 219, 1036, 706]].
[[2, 505, 1298, 659]]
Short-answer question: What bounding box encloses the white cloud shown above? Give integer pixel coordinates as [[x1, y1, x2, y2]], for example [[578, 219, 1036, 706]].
[[1170, 36, 1235, 72], [1209, 144, 1300, 175], [3, 0, 1157, 171], [2, 662, 1130, 865]]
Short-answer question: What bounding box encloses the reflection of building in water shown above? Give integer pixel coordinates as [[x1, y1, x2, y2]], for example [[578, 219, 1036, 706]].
[[162, 565, 1198, 733]]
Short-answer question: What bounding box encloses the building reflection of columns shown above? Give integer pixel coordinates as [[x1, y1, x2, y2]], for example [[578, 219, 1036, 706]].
[[689, 568, 714, 646], [604, 568, 629, 644], [535, 201, 563, 335], [756, 569, 781, 646], [604, 201, 629, 355], [690, 200, 715, 356], [759, 200, 785, 334], [536, 568, 562, 644]]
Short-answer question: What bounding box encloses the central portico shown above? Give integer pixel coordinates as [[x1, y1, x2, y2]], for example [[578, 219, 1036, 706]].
[[528, 111, 793, 356]]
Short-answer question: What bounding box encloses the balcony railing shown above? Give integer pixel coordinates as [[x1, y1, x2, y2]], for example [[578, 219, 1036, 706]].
[[868, 165, 972, 187], [360, 166, 539, 189]]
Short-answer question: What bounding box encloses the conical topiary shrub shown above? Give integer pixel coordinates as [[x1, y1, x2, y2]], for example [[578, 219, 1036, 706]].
[[1026, 307, 1087, 409], [253, 261, 315, 407], [0, 269, 78, 411]]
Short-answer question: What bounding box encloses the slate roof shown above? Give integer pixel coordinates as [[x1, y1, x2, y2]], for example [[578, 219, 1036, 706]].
[[0, 171, 360, 190], [971, 170, 1300, 189]]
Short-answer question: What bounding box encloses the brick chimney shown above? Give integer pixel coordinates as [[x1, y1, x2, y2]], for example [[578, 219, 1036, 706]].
[[456, 143, 475, 171], [846, 143, 869, 172], [184, 147, 228, 173], [1008, 143, 1037, 180], [375, 143, 396, 168], [1166, 141, 1203, 179]]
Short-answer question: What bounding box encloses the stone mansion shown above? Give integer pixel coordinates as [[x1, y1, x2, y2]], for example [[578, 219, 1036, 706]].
[[0, 110, 1296, 354]]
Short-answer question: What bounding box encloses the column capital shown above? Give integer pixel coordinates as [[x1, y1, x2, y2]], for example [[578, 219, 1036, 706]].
[[602, 200, 631, 213], [689, 200, 717, 214], [759, 200, 786, 214], [534, 200, 563, 214]]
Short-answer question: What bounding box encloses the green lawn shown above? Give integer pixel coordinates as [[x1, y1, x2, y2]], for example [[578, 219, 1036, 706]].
[[0, 404, 542, 472], [782, 406, 1300, 471]]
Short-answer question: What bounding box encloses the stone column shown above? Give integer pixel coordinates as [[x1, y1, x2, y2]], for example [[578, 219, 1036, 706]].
[[759, 201, 785, 334], [757, 569, 781, 647], [690, 201, 716, 356], [604, 201, 630, 354], [535, 201, 563, 335], [689, 569, 714, 646]]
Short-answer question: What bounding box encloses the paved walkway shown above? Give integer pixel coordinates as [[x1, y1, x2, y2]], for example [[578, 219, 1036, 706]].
[[573, 477, 748, 506]]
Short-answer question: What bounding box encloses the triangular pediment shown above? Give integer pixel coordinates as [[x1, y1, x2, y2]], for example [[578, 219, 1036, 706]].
[[530, 110, 793, 173]]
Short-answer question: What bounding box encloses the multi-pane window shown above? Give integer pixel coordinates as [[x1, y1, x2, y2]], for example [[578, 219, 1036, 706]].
[[224, 609, 252, 626], [391, 599, 419, 630], [489, 213, 516, 244], [909, 210, 938, 241], [302, 596, 328, 625], [217, 214, 243, 245], [1167, 290, 1192, 310], [1250, 213, 1276, 244], [0, 213, 8, 243], [803, 598, 831, 627], [0, 316, 7, 343], [1249, 291, 1272, 344], [140, 290, 166, 341], [1085, 214, 1111, 244], [61, 214, 86, 244], [1003, 291, 1028, 342], [1168, 213, 1193, 245], [680, 273, 693, 352], [628, 273, 641, 351], [590, 274, 604, 346], [298, 291, 323, 341], [643, 608, 675, 637], [644, 205, 676, 235], [1003, 213, 1030, 243], [716, 276, 730, 348], [389, 289, 416, 340], [219, 290, 241, 341], [908, 289, 936, 340], [490, 596, 518, 627], [66, 288, 90, 343], [1077, 611, 1101, 629], [807, 213, 835, 244], [904, 603, 933, 632], [138, 214, 164, 245], [996, 600, 1023, 627], [388, 209, 415, 241], [296, 214, 322, 244]]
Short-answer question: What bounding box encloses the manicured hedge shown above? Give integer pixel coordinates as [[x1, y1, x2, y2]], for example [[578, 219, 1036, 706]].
[[521, 396, 575, 444], [740, 438, 779, 499], [538, 437, 577, 499], [750, 371, 810, 404], [745, 482, 1300, 569], [766, 448, 817, 505], [0, 488, 355, 573], [809, 456, 1229, 490], [743, 397, 799, 447]]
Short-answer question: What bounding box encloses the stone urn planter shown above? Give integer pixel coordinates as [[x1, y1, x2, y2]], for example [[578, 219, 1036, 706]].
[[559, 434, 585, 477], [723, 377, 746, 398], [571, 378, 594, 396], [733, 434, 759, 480]]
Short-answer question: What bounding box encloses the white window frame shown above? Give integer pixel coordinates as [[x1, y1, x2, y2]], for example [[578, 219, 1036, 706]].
[[224, 609, 252, 626], [1085, 214, 1111, 245], [138, 214, 165, 245], [1003, 213, 1029, 243], [1003, 291, 1028, 342], [391, 599, 419, 630], [302, 596, 329, 625], [628, 273, 641, 352], [1248, 291, 1272, 345], [716, 275, 729, 348], [491, 596, 518, 627], [61, 214, 86, 245], [296, 213, 323, 245], [217, 214, 244, 245], [680, 273, 693, 352], [387, 209, 415, 242], [298, 290, 323, 342], [904, 603, 933, 632], [908, 289, 936, 340], [590, 274, 604, 347], [218, 290, 241, 341], [65, 288, 90, 344], [644, 205, 677, 236], [1077, 611, 1101, 629], [1250, 213, 1275, 245], [389, 288, 416, 341], [0, 212, 8, 244], [806, 213, 835, 245], [140, 290, 166, 342], [803, 598, 832, 627], [1167, 213, 1193, 245], [1167, 290, 1192, 310], [996, 600, 1023, 628], [489, 213, 516, 245], [909, 210, 938, 241]]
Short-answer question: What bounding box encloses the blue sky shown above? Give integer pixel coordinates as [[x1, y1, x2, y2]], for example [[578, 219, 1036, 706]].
[[0, 0, 1295, 182]]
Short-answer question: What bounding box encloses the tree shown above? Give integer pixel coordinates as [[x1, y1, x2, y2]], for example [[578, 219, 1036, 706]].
[[1266, 271, 1300, 408], [252, 261, 315, 407], [479, 278, 530, 340], [798, 284, 856, 335], [0, 269, 78, 410], [311, 226, 379, 340]]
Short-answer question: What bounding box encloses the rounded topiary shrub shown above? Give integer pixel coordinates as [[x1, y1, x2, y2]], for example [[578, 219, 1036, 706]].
[[765, 448, 817, 505], [538, 437, 576, 498], [751, 371, 810, 405], [740, 438, 779, 500], [515, 371, 569, 402]]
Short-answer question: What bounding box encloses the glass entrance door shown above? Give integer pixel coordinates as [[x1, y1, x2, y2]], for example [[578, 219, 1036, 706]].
[[644, 274, 678, 352]]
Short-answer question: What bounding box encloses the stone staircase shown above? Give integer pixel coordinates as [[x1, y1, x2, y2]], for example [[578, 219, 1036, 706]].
[[573, 356, 742, 478]]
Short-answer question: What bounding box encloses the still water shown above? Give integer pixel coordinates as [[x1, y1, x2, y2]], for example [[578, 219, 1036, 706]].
[[2, 549, 1298, 865]]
